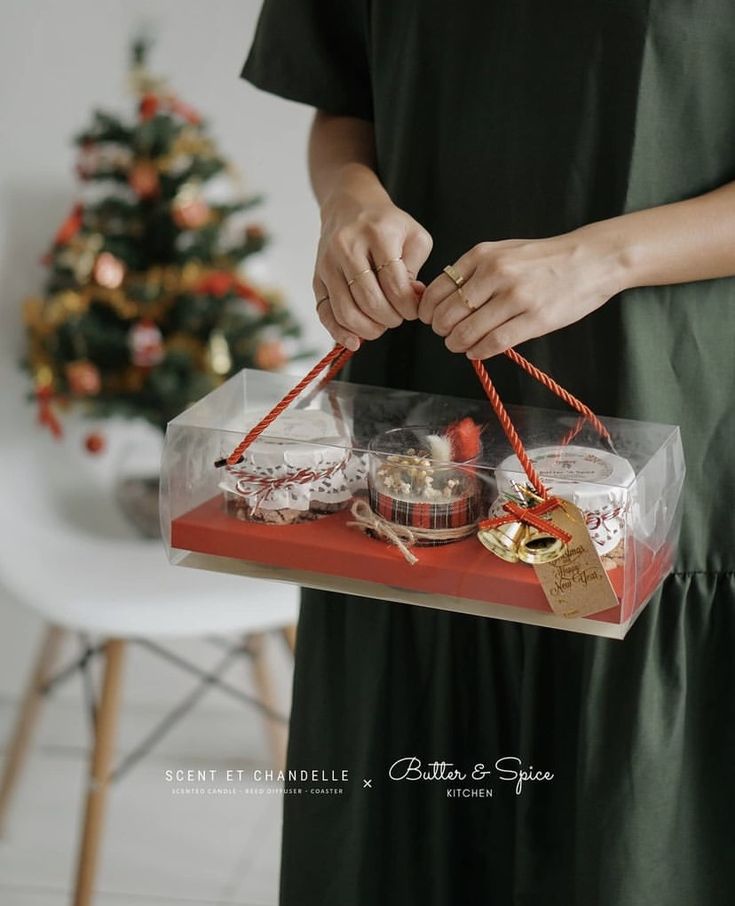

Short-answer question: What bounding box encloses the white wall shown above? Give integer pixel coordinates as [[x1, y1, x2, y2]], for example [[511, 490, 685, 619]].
[[0, 0, 323, 704]]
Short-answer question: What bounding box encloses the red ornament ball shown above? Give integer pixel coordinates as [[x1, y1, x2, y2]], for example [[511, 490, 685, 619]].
[[172, 193, 210, 230], [139, 93, 159, 121], [66, 360, 101, 397], [129, 160, 160, 199], [254, 340, 287, 371], [84, 432, 105, 455], [197, 271, 234, 296], [53, 204, 84, 247], [245, 224, 266, 242]]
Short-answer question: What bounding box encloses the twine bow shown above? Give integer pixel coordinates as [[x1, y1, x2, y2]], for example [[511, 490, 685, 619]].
[[478, 498, 573, 545], [347, 499, 419, 565], [347, 498, 478, 564]]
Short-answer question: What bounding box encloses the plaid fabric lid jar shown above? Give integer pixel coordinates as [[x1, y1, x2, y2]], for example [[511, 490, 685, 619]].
[[367, 423, 486, 545]]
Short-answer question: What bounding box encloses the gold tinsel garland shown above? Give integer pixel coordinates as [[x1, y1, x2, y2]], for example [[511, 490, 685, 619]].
[[25, 257, 282, 396]]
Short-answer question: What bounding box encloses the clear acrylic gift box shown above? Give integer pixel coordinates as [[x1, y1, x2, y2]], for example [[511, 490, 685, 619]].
[[161, 364, 685, 639]]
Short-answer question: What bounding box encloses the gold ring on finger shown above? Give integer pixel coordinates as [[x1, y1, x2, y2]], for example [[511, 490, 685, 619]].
[[375, 256, 402, 273], [346, 266, 374, 287], [456, 285, 478, 311], [443, 264, 466, 288]]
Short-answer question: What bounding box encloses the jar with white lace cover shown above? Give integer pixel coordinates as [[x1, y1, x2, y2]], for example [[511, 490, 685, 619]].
[[491, 445, 636, 570], [219, 409, 367, 524]]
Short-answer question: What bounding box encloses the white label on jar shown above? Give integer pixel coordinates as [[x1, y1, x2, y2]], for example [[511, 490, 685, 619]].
[[497, 445, 636, 493], [528, 449, 614, 482]]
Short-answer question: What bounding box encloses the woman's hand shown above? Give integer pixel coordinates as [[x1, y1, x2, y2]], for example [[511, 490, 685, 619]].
[[314, 164, 433, 350], [418, 226, 628, 359]]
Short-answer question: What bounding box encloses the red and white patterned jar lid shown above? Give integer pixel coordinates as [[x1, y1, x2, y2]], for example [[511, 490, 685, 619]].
[[494, 445, 635, 556]]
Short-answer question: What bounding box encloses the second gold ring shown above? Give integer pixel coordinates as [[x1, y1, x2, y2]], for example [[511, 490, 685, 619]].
[[346, 267, 374, 287], [375, 256, 402, 273]]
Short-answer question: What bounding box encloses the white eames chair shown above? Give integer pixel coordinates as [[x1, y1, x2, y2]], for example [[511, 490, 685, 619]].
[[0, 375, 299, 906]]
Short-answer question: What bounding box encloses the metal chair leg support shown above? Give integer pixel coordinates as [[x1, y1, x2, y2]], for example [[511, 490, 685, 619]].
[[109, 648, 238, 783], [78, 634, 98, 741], [133, 638, 286, 722], [40, 643, 104, 697]]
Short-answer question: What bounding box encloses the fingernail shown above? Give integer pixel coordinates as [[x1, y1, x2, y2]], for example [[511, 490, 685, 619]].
[[346, 336, 360, 351], [466, 352, 478, 360]]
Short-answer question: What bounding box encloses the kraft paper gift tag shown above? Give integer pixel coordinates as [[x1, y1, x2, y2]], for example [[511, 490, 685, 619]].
[[533, 499, 620, 618]]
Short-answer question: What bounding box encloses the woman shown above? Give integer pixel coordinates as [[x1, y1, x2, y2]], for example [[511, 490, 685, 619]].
[[242, 2, 735, 904]]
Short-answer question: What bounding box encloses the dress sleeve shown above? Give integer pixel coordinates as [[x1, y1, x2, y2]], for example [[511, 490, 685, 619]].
[[241, 0, 373, 121]]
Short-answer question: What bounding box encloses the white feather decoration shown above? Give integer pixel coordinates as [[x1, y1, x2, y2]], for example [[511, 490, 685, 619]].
[[424, 433, 452, 463]]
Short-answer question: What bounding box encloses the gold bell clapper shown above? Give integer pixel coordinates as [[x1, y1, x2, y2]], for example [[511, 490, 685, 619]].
[[516, 524, 565, 564]]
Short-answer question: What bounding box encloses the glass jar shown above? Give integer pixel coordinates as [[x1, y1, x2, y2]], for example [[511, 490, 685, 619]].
[[367, 426, 486, 544]]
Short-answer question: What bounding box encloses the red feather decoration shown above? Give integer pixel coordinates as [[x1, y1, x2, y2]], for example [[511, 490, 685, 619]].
[[444, 417, 482, 462]]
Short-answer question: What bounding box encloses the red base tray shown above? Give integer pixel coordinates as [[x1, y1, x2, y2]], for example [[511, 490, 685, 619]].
[[171, 497, 671, 627]]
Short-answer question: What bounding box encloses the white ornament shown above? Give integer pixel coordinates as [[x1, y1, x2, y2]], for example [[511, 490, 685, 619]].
[[128, 321, 164, 368]]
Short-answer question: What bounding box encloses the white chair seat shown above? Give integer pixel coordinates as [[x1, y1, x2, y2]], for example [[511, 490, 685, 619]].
[[0, 385, 299, 638]]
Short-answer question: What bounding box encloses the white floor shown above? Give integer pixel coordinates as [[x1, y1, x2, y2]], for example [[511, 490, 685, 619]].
[[0, 638, 291, 905]]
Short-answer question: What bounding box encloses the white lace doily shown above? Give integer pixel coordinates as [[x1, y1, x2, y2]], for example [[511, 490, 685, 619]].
[[220, 409, 367, 512]]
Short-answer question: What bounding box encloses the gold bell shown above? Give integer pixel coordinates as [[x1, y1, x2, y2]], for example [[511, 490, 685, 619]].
[[477, 520, 526, 563], [516, 525, 565, 564]]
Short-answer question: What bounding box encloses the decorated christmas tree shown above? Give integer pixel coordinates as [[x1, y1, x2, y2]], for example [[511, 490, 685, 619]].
[[24, 38, 303, 438]]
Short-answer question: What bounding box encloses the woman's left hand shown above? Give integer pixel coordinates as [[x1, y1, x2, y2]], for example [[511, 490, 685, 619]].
[[418, 227, 628, 359]]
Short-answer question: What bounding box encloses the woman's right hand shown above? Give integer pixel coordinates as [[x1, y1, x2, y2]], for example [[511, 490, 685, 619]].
[[313, 164, 433, 350]]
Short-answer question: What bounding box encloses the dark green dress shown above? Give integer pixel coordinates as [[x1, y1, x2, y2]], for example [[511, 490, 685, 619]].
[[242, 3, 735, 903]]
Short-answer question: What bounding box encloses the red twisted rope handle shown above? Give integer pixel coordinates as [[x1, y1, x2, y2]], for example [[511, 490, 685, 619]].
[[319, 344, 355, 388], [474, 349, 611, 498], [472, 360, 549, 497], [215, 343, 354, 468], [503, 348, 610, 441], [217, 340, 608, 500], [561, 413, 590, 447]]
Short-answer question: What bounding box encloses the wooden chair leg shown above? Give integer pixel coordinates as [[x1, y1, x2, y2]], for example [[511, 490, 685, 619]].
[[247, 633, 287, 770], [281, 624, 297, 656], [72, 639, 126, 906], [0, 623, 65, 836]]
